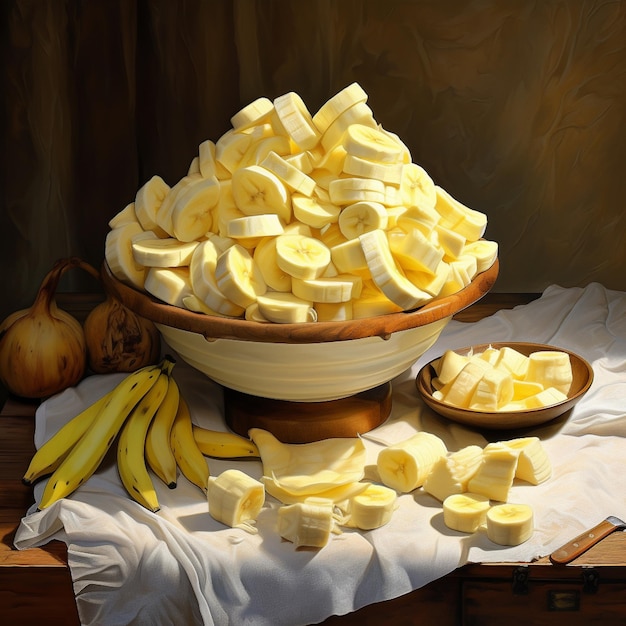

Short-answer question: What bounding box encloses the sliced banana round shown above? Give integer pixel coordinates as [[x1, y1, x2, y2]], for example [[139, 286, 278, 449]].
[[225, 213, 285, 239], [328, 177, 386, 205], [144, 266, 194, 308], [273, 91, 321, 151], [292, 194, 341, 229], [105, 221, 147, 289], [434, 185, 487, 242], [387, 228, 444, 274], [108, 202, 138, 230], [348, 483, 397, 530], [208, 469, 265, 531], [443, 492, 491, 533], [377, 432, 447, 493], [241, 135, 292, 168], [215, 129, 255, 175], [343, 123, 405, 163], [253, 237, 292, 292], [292, 274, 362, 304], [278, 498, 335, 548], [330, 237, 369, 274], [214, 244, 267, 309], [256, 292, 317, 324], [131, 237, 199, 268], [275, 234, 331, 280], [135, 175, 171, 235], [400, 163, 437, 211], [230, 96, 274, 131], [486, 503, 534, 546], [155, 174, 200, 237], [260, 151, 317, 196], [462, 240, 498, 274], [342, 153, 404, 185], [231, 164, 291, 223], [320, 102, 377, 152], [338, 201, 388, 239], [360, 228, 433, 311], [171, 175, 220, 242], [312, 82, 369, 133]]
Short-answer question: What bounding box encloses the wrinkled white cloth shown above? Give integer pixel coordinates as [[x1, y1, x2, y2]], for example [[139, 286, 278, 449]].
[[14, 283, 626, 626]]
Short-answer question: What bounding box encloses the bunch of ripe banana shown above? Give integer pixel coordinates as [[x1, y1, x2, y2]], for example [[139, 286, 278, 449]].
[[23, 356, 260, 513]]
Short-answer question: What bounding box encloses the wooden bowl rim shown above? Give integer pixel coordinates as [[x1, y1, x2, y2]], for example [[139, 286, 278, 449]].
[[101, 258, 499, 344], [415, 341, 594, 429]]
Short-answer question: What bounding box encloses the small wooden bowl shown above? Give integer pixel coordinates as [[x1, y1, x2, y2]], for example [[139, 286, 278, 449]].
[[416, 342, 594, 430]]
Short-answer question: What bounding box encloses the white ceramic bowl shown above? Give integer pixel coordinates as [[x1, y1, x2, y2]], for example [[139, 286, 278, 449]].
[[101, 260, 499, 402]]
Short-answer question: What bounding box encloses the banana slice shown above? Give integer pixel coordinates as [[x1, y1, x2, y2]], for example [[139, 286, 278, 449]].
[[231, 164, 291, 223], [260, 151, 317, 196], [525, 351, 573, 395], [400, 163, 437, 211], [144, 266, 194, 308], [230, 96, 274, 131], [343, 123, 405, 163], [435, 359, 492, 407], [434, 185, 487, 242], [225, 213, 285, 240], [189, 240, 245, 317], [314, 300, 354, 322], [396, 205, 441, 237], [214, 244, 266, 309], [292, 194, 341, 229], [275, 234, 331, 279], [312, 82, 369, 133], [330, 238, 368, 274], [462, 240, 499, 274], [108, 202, 138, 229], [486, 503, 534, 546], [215, 129, 255, 175], [360, 228, 432, 311], [135, 175, 171, 235], [503, 437, 552, 485], [320, 102, 377, 152], [155, 174, 200, 237], [131, 237, 199, 268], [377, 432, 447, 493], [351, 281, 403, 319], [105, 221, 147, 289], [348, 483, 397, 530], [469, 367, 515, 411], [494, 347, 530, 380], [273, 91, 321, 151], [423, 445, 484, 502], [342, 153, 404, 185], [387, 228, 444, 274], [467, 443, 520, 502], [278, 498, 336, 548], [328, 176, 386, 205], [256, 292, 317, 323], [316, 145, 348, 175], [291, 274, 362, 304], [241, 135, 292, 168], [443, 492, 491, 533], [207, 469, 265, 532], [338, 201, 388, 239], [253, 237, 292, 292], [171, 175, 220, 242]]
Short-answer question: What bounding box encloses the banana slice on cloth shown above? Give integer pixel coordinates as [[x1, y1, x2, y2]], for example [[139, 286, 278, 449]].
[[443, 492, 491, 533], [486, 503, 534, 546]]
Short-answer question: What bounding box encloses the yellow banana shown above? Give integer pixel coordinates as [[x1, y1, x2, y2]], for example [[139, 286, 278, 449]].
[[117, 361, 173, 512], [144, 375, 181, 489], [22, 390, 113, 485], [192, 426, 260, 459], [38, 359, 168, 509], [170, 397, 210, 493]]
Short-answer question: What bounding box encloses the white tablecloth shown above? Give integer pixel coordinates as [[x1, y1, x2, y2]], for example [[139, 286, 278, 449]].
[[14, 283, 626, 625]]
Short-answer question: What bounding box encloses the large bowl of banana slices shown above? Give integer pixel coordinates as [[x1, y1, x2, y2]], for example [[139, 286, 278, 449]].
[[102, 83, 499, 404]]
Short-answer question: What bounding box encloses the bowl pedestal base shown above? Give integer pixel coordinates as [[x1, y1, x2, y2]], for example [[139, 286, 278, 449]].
[[223, 382, 392, 443]]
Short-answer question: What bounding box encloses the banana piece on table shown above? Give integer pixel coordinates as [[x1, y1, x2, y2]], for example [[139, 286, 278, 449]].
[[105, 221, 147, 289], [277, 497, 339, 548], [170, 396, 210, 493], [443, 492, 491, 533], [486, 503, 534, 545], [192, 426, 260, 459], [503, 437, 552, 485], [423, 445, 484, 502], [117, 361, 173, 512], [38, 360, 167, 509], [467, 442, 520, 502], [135, 175, 171, 236], [347, 483, 397, 530], [145, 374, 181, 489], [377, 432, 447, 493], [23, 390, 113, 485], [207, 469, 265, 532], [131, 237, 199, 268]]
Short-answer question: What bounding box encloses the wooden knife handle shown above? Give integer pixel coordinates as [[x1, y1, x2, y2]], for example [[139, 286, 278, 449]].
[[550, 519, 618, 564]]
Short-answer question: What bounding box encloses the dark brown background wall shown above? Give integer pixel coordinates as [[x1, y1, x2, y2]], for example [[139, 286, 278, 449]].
[[2, 0, 625, 320]]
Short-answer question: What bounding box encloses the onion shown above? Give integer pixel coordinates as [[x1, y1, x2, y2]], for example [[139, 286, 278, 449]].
[[84, 294, 161, 374], [0, 257, 96, 399]]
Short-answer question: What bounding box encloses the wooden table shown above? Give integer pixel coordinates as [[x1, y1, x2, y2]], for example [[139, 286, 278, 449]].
[[2, 293, 625, 625]]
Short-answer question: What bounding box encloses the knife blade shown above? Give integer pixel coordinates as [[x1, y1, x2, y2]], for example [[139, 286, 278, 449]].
[[549, 515, 626, 564]]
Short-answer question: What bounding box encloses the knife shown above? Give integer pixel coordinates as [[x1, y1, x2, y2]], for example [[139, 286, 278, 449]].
[[549, 515, 626, 564]]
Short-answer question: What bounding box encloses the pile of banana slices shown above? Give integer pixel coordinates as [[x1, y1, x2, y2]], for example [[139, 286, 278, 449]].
[[105, 83, 498, 323]]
